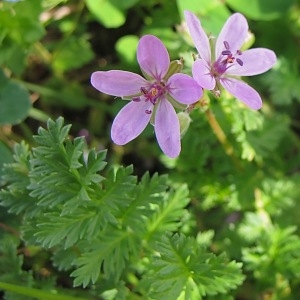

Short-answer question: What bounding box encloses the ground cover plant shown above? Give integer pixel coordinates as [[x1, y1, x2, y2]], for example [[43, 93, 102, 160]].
[[1, 0, 300, 299]]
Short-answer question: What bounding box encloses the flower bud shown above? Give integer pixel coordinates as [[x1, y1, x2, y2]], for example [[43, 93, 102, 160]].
[[177, 111, 192, 138], [164, 58, 184, 80]]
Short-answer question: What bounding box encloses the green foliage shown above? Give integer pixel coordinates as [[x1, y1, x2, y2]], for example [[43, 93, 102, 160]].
[[0, 141, 13, 181], [0, 118, 244, 299], [52, 36, 94, 72], [1, 0, 300, 299], [85, 0, 126, 28], [177, 0, 231, 35], [144, 233, 244, 300], [263, 57, 300, 105], [0, 70, 31, 125], [226, 0, 295, 20], [0, 0, 45, 74]]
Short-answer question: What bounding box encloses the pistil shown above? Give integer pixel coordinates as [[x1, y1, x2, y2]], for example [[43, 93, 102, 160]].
[[132, 81, 167, 114]]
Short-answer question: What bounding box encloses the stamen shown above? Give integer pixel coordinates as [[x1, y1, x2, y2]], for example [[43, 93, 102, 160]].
[[149, 88, 158, 97], [236, 58, 243, 66], [141, 87, 148, 94], [222, 50, 232, 56], [227, 56, 235, 64], [236, 50, 242, 55], [150, 98, 157, 105], [223, 41, 230, 50], [132, 96, 141, 102], [145, 109, 152, 114]]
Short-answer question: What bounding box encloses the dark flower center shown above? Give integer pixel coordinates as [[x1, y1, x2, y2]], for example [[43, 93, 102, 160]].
[[132, 81, 167, 114], [212, 40, 243, 76]]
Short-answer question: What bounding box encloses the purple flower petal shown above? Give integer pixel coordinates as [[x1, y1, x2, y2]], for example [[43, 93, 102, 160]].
[[167, 73, 203, 104], [91, 71, 148, 97], [226, 48, 277, 76], [220, 78, 262, 110], [155, 98, 181, 158], [184, 10, 211, 64], [192, 59, 216, 90], [111, 100, 152, 145], [216, 13, 248, 59], [137, 35, 170, 80]]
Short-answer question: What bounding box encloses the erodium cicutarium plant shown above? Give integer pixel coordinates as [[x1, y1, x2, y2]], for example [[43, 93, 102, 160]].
[[91, 34, 202, 158], [184, 10, 277, 110]]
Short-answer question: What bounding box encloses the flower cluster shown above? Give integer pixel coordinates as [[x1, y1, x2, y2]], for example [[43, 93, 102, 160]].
[[91, 11, 276, 158]]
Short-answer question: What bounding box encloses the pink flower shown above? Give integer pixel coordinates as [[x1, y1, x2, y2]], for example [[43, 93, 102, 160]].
[[91, 34, 202, 158], [184, 11, 277, 110]]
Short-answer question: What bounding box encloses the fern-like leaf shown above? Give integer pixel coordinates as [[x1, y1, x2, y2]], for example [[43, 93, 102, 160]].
[[144, 233, 244, 300]]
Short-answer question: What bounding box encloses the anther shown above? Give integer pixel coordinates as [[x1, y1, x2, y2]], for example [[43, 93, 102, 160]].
[[132, 96, 141, 102], [141, 87, 148, 94], [222, 50, 232, 56], [236, 50, 242, 55], [236, 58, 243, 66], [145, 109, 152, 114], [223, 41, 230, 50]]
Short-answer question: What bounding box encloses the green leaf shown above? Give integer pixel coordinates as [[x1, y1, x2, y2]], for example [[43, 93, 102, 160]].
[[177, 0, 231, 35], [0, 282, 89, 300], [110, 0, 140, 10], [85, 0, 125, 28], [33, 210, 107, 248], [118, 172, 168, 234], [0, 236, 34, 297], [0, 70, 31, 125], [242, 225, 300, 282], [0, 141, 13, 182], [115, 35, 139, 65], [146, 184, 190, 241], [0, 42, 27, 75], [263, 57, 300, 105], [71, 230, 137, 287], [246, 114, 290, 160], [42, 0, 68, 9], [0, 142, 37, 218], [226, 0, 295, 20], [0, 0, 45, 44], [52, 36, 94, 72], [144, 233, 244, 300]]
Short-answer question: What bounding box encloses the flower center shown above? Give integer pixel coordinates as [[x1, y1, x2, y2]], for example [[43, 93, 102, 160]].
[[212, 40, 243, 76], [132, 81, 167, 114]]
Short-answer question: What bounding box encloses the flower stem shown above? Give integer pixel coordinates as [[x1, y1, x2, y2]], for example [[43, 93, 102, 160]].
[[205, 108, 234, 155], [205, 108, 242, 169]]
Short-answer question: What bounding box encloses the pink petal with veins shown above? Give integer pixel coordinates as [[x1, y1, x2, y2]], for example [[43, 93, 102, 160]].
[[220, 78, 262, 110], [155, 99, 181, 158], [184, 10, 211, 64], [111, 100, 152, 145], [91, 71, 147, 97], [226, 48, 277, 76], [192, 59, 216, 90], [168, 73, 203, 104], [216, 13, 248, 59], [137, 35, 170, 80]]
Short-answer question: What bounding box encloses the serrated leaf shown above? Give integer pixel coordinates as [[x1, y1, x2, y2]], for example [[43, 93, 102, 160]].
[[242, 225, 300, 281], [71, 229, 137, 287], [0, 142, 38, 218], [147, 184, 190, 241], [33, 209, 106, 248], [144, 233, 244, 300], [263, 57, 300, 105]]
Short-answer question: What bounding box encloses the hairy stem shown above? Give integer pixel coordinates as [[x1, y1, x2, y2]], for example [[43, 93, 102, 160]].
[[205, 108, 234, 156], [205, 108, 242, 169]]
